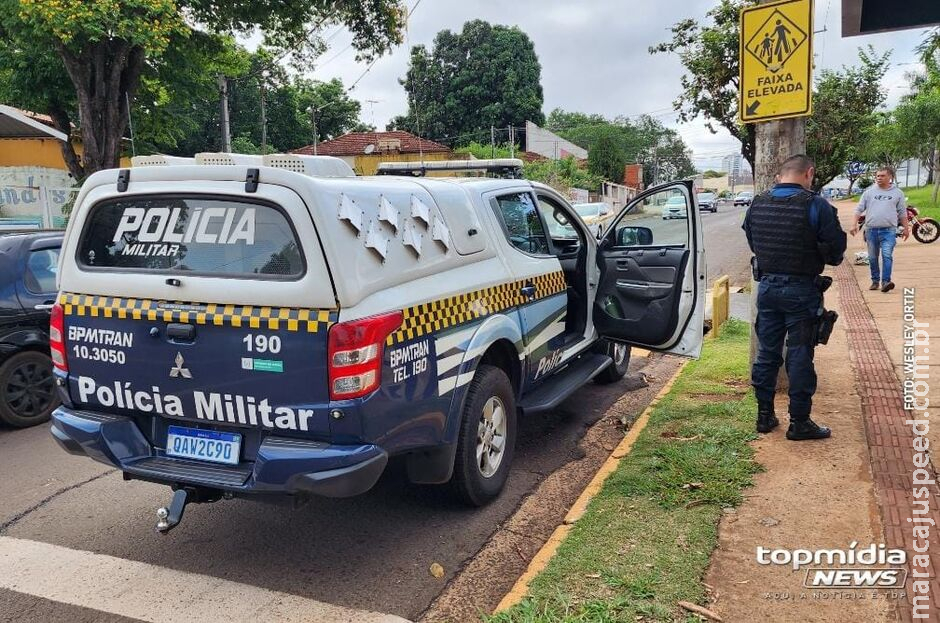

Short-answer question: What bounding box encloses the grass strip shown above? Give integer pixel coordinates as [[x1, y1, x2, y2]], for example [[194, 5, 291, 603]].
[[903, 185, 939, 221], [488, 319, 759, 623]]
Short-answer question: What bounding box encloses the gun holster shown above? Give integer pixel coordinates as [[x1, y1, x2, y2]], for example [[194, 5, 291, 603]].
[[751, 256, 763, 281], [814, 309, 838, 345]]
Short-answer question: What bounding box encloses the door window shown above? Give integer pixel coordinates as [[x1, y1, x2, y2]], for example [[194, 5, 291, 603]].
[[25, 248, 60, 294], [612, 188, 690, 248], [493, 193, 550, 255]]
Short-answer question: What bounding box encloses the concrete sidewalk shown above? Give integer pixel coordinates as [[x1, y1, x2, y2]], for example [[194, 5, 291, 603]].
[[837, 200, 940, 456]]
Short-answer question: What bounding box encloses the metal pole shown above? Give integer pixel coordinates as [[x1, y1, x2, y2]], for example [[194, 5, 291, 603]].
[[313, 108, 318, 155], [491, 126, 495, 158], [125, 92, 136, 158], [260, 85, 267, 154], [509, 125, 514, 158], [218, 75, 231, 153]]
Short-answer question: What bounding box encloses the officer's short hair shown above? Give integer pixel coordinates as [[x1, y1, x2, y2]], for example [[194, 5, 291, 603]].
[[778, 154, 815, 176]]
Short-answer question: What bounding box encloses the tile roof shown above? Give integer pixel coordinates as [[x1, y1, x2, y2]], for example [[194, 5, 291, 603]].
[[292, 131, 451, 156]]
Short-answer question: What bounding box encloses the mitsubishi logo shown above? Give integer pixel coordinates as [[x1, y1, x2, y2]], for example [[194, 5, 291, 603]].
[[169, 352, 192, 378]]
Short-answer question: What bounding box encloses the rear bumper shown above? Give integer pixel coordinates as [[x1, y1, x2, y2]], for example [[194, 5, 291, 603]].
[[50, 406, 388, 498]]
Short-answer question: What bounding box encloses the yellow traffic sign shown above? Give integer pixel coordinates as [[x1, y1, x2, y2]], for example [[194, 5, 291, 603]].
[[739, 0, 813, 123]]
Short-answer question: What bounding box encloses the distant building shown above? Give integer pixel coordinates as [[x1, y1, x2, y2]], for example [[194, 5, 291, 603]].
[[525, 121, 588, 161], [292, 130, 453, 176]]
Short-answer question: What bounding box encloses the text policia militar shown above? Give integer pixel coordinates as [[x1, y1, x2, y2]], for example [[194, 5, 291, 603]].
[[902, 287, 933, 619]]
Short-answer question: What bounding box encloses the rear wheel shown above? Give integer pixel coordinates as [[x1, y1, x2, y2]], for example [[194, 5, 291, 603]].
[[593, 339, 631, 384], [0, 351, 58, 427], [913, 218, 939, 244], [450, 365, 517, 506]]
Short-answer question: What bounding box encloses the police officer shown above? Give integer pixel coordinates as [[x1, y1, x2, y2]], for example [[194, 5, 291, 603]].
[[742, 155, 847, 440]]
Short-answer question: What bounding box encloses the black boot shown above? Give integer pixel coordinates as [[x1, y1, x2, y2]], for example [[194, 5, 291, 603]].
[[786, 418, 832, 441], [756, 402, 779, 433]]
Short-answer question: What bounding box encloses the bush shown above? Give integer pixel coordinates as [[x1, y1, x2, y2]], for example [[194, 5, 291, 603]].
[[858, 176, 874, 190]]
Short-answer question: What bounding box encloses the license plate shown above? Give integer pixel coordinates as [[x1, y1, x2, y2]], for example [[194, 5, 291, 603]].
[[166, 426, 241, 465]]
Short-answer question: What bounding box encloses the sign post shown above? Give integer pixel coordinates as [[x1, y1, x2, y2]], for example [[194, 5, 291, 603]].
[[739, 0, 814, 124]]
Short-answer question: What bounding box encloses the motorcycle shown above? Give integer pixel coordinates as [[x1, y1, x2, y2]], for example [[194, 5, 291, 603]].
[[903, 205, 939, 244], [859, 204, 940, 244]]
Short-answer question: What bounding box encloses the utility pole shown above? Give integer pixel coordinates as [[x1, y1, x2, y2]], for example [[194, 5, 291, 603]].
[[260, 70, 270, 154], [218, 75, 231, 153], [490, 126, 495, 158], [509, 125, 515, 158]]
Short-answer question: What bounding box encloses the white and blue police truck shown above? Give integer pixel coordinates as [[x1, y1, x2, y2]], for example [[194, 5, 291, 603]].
[[48, 153, 705, 531]]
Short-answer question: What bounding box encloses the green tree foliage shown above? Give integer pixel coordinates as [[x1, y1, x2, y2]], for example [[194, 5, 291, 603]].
[[651, 0, 758, 171], [587, 129, 627, 183], [389, 19, 545, 145], [0, 0, 405, 179], [806, 48, 890, 190], [546, 109, 695, 186], [703, 170, 725, 178], [523, 157, 603, 194]]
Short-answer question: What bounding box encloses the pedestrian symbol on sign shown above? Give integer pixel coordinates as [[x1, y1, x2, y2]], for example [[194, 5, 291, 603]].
[[746, 9, 807, 73]]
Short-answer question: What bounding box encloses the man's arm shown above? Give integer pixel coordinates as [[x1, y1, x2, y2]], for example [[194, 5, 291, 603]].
[[897, 191, 910, 241], [742, 206, 755, 253], [816, 199, 847, 265], [850, 189, 867, 236]]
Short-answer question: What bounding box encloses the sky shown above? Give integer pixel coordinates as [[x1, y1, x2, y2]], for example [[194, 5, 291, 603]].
[[250, 0, 929, 171]]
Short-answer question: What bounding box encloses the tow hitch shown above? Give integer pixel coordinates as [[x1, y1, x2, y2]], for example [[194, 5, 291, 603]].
[[155, 486, 223, 534]]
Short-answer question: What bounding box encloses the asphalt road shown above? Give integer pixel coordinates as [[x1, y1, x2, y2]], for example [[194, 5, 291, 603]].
[[0, 208, 752, 622]]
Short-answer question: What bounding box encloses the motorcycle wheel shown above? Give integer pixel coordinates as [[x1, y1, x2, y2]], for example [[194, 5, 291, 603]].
[[913, 218, 940, 244]]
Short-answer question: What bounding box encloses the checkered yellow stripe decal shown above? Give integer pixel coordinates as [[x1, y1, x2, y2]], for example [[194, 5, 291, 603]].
[[387, 271, 566, 345], [58, 293, 335, 333]]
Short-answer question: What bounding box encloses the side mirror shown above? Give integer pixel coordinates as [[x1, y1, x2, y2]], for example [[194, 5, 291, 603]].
[[617, 226, 653, 246]]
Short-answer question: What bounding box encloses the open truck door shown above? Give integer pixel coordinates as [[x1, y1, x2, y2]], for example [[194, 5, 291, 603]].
[[593, 180, 705, 358]]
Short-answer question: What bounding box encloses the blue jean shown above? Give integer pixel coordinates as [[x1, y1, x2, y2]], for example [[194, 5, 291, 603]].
[[752, 275, 821, 419], [866, 227, 897, 283]]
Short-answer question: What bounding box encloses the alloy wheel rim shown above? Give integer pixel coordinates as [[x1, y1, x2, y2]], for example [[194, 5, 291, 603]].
[[476, 395, 507, 478], [6, 361, 54, 418]]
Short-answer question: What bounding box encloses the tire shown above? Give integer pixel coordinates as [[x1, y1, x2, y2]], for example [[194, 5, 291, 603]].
[[0, 351, 59, 428], [593, 339, 631, 384], [450, 365, 517, 506], [913, 218, 940, 244]]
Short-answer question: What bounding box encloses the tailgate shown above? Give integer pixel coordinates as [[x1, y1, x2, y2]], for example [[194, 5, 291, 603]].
[[59, 187, 337, 440]]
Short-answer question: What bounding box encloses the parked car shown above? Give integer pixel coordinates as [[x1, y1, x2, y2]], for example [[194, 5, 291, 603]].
[[696, 192, 718, 213], [733, 191, 753, 206], [661, 195, 688, 219], [573, 201, 615, 236], [0, 231, 63, 427], [48, 154, 705, 531]]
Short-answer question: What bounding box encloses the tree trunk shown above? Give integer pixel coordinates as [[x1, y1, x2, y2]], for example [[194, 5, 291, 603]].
[[46, 102, 84, 181], [934, 141, 940, 202], [55, 40, 145, 178]]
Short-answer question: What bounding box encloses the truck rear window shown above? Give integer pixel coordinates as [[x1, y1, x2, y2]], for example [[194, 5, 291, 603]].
[[77, 196, 304, 278]]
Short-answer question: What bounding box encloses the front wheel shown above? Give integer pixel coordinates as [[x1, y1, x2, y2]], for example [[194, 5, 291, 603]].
[[593, 339, 631, 384], [0, 351, 59, 427], [913, 218, 940, 244], [450, 365, 517, 506]]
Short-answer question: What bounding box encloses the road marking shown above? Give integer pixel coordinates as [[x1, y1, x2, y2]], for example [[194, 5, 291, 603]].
[[494, 359, 690, 613], [0, 536, 410, 623]]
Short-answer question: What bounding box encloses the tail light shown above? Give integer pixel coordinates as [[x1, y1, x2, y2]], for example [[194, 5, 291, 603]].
[[328, 311, 403, 400], [50, 302, 68, 372]]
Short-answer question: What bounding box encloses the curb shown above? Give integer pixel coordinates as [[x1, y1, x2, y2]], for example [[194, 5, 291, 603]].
[[493, 358, 691, 613]]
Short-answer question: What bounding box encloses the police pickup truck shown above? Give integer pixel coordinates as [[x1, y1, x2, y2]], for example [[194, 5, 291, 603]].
[[49, 153, 704, 531]]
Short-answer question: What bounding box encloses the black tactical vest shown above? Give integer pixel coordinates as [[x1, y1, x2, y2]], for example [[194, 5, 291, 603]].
[[748, 189, 824, 276]]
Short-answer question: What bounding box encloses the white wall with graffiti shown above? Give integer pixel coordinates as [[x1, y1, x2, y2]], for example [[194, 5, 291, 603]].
[[0, 166, 77, 229]]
